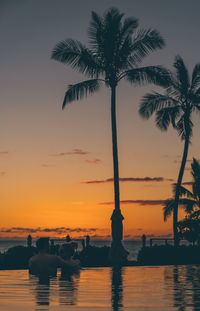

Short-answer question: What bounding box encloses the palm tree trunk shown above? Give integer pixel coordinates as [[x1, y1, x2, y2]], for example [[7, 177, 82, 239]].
[[110, 86, 124, 242], [174, 121, 190, 247], [109, 86, 127, 265], [111, 86, 120, 211]]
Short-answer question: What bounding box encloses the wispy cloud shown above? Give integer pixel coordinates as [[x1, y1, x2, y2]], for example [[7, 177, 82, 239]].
[[50, 149, 89, 157], [0, 227, 98, 235], [41, 164, 56, 168], [99, 199, 165, 206], [82, 177, 173, 184], [84, 158, 101, 164], [0, 171, 6, 177], [0, 151, 9, 155]]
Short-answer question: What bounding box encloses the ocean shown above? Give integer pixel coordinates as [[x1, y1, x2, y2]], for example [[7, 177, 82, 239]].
[[0, 239, 142, 261]]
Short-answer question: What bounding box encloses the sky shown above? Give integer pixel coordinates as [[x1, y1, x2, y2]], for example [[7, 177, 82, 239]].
[[0, 0, 200, 240]]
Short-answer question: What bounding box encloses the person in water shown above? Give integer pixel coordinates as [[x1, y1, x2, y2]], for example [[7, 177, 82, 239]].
[[59, 243, 80, 276], [29, 237, 79, 277]]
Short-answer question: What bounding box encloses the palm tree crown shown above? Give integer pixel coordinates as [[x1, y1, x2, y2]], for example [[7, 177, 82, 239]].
[[52, 7, 168, 108], [139, 56, 200, 139]]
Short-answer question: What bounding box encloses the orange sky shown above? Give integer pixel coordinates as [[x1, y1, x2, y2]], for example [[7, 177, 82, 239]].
[[0, 0, 200, 240]]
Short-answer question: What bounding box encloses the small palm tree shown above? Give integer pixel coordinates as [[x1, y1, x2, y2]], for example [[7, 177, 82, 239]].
[[164, 158, 200, 220], [52, 7, 168, 262], [139, 56, 200, 246], [164, 158, 200, 245]]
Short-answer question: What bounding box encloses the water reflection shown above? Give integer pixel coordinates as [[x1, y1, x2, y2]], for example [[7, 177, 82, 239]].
[[164, 265, 200, 311], [29, 275, 51, 308], [59, 272, 80, 305], [29, 272, 80, 309], [26, 265, 200, 310], [111, 267, 123, 311]]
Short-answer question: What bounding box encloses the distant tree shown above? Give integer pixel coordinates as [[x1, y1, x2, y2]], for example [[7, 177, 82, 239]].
[[139, 57, 200, 246], [52, 7, 168, 262]]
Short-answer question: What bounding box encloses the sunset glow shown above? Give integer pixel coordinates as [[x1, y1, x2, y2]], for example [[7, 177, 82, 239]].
[[1, 0, 200, 241]]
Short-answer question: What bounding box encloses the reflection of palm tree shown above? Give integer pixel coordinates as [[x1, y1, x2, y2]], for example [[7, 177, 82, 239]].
[[164, 265, 200, 311], [139, 56, 200, 246], [52, 7, 167, 261], [111, 266, 123, 311]]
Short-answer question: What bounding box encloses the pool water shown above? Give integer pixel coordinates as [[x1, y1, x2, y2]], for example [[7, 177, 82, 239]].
[[0, 265, 200, 310]]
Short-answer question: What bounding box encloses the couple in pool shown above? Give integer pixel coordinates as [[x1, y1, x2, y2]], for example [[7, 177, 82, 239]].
[[29, 237, 80, 277]]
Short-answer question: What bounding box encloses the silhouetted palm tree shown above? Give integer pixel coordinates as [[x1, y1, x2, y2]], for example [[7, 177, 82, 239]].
[[164, 158, 200, 220], [52, 7, 167, 262], [139, 56, 200, 246]]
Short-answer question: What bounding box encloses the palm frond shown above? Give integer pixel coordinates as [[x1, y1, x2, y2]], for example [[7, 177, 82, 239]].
[[126, 66, 171, 88], [155, 106, 180, 130], [131, 29, 165, 63], [62, 79, 101, 109], [175, 115, 193, 140], [117, 37, 137, 69], [191, 158, 200, 201], [139, 92, 178, 119], [163, 199, 175, 221], [179, 198, 197, 213], [173, 55, 190, 97], [51, 39, 102, 77], [178, 185, 194, 199], [120, 17, 138, 37], [89, 8, 125, 70], [191, 63, 200, 92]]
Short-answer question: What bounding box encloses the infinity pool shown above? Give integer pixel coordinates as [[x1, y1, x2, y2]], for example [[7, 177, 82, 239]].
[[0, 265, 200, 310]]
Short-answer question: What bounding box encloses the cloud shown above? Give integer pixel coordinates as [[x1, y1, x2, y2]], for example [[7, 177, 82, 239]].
[[0, 171, 6, 176], [0, 151, 9, 155], [99, 199, 165, 206], [50, 149, 89, 157], [0, 227, 98, 235], [84, 158, 101, 164], [82, 177, 173, 184]]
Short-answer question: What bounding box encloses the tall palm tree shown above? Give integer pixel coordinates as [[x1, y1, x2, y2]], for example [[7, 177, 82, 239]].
[[51, 7, 168, 263], [139, 56, 200, 246]]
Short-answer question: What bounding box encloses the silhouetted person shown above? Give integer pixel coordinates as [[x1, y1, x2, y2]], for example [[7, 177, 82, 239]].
[[27, 234, 32, 248], [86, 235, 90, 248], [29, 237, 78, 277], [59, 243, 80, 277]]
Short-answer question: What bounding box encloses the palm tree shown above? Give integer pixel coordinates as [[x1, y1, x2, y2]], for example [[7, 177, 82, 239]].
[[51, 7, 168, 263], [164, 158, 200, 220], [139, 56, 200, 246], [164, 158, 200, 245]]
